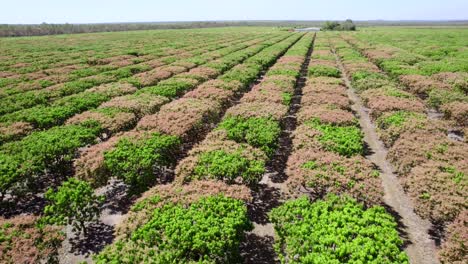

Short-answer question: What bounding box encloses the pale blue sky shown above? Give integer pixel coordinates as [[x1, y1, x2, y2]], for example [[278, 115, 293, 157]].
[[2, 0, 467, 24]]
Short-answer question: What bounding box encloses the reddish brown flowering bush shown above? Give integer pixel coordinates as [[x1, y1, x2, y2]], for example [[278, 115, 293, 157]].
[[403, 160, 467, 223], [0, 215, 64, 264], [100, 94, 169, 117], [439, 210, 468, 264], [441, 101, 468, 126], [297, 104, 357, 125], [388, 129, 467, 176], [184, 86, 234, 106], [86, 82, 137, 97], [301, 93, 351, 110], [160, 65, 188, 74], [0, 121, 33, 143], [74, 131, 143, 186], [66, 110, 137, 134], [132, 69, 172, 87], [136, 98, 221, 140], [365, 95, 425, 119], [399, 74, 451, 96], [285, 149, 383, 206]]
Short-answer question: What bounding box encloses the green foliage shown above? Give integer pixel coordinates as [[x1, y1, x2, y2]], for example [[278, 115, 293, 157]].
[[0, 122, 101, 197], [267, 68, 300, 78], [95, 195, 252, 263], [307, 119, 364, 157], [138, 79, 197, 98], [281, 92, 293, 106], [40, 178, 104, 235], [104, 133, 181, 193], [376, 111, 422, 129], [269, 195, 409, 263], [0, 92, 110, 129], [308, 65, 341, 78], [217, 116, 281, 156], [193, 149, 265, 184], [427, 88, 468, 109]]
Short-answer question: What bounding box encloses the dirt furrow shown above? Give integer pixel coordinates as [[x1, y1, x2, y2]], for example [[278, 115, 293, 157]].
[[332, 46, 439, 264], [240, 34, 315, 264]]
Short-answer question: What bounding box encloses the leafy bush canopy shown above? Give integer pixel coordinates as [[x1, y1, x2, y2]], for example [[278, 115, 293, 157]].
[[95, 195, 252, 263], [216, 116, 281, 156], [306, 119, 364, 157], [104, 132, 181, 193], [40, 178, 104, 235], [193, 149, 265, 185], [269, 195, 409, 263], [308, 65, 341, 78]]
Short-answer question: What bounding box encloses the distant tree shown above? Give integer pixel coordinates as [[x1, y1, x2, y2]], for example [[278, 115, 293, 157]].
[[322, 21, 341, 30], [321, 19, 356, 31], [340, 19, 357, 31]]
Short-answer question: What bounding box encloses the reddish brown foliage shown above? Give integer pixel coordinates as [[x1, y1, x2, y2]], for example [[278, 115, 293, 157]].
[[0, 215, 64, 264], [403, 160, 467, 223], [141, 59, 165, 68], [364, 95, 425, 119], [297, 104, 356, 125], [136, 98, 222, 139], [399, 74, 451, 96], [0, 121, 33, 142], [86, 82, 137, 97], [291, 124, 323, 151], [74, 131, 143, 186], [388, 129, 468, 176], [66, 110, 137, 134], [343, 61, 380, 76], [100, 94, 169, 118], [439, 210, 468, 264], [285, 149, 383, 206], [133, 69, 172, 87], [160, 65, 188, 74], [184, 86, 234, 106], [441, 101, 468, 127], [362, 47, 399, 60], [301, 92, 351, 110]]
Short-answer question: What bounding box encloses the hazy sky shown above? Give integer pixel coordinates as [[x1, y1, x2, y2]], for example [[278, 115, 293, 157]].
[[2, 0, 467, 24]]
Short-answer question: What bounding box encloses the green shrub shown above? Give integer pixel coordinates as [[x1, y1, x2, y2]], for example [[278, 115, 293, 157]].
[[216, 116, 281, 156], [95, 195, 251, 263], [282, 92, 293, 106], [308, 65, 341, 78], [104, 133, 181, 193], [138, 79, 198, 98], [427, 89, 468, 109], [307, 119, 364, 157], [40, 178, 104, 235], [267, 68, 300, 78], [0, 122, 101, 197], [376, 111, 422, 129], [193, 149, 265, 184], [269, 195, 409, 263]]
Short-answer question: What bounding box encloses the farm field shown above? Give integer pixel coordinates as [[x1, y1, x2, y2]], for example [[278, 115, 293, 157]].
[[0, 27, 466, 264]]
